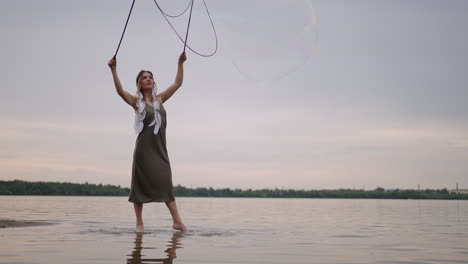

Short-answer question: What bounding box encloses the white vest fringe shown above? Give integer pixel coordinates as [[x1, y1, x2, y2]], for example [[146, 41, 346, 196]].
[[134, 87, 162, 135]]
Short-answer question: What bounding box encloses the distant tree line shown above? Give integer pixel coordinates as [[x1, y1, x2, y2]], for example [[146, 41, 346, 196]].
[[0, 180, 129, 196], [1, 180, 467, 199], [173, 185, 468, 200]]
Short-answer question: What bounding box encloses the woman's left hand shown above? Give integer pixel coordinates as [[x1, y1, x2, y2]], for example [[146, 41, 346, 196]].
[[178, 52, 187, 64]]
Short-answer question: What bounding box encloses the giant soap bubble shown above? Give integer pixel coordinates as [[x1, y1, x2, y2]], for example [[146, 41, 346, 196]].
[[219, 0, 318, 86]]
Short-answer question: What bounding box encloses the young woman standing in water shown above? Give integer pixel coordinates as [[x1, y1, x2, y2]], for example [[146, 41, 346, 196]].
[[107, 52, 188, 233]]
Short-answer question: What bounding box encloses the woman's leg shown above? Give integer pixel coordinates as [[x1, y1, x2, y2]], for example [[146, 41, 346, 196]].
[[165, 201, 188, 232], [133, 203, 144, 233]]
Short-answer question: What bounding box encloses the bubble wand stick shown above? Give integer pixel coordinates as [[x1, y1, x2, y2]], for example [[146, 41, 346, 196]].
[[183, 0, 195, 53]]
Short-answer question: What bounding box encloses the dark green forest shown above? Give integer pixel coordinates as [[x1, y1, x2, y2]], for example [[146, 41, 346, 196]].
[[0, 180, 129, 196], [1, 180, 467, 199]]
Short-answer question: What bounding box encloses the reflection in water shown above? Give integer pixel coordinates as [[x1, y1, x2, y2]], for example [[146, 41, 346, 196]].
[[127, 232, 184, 264]]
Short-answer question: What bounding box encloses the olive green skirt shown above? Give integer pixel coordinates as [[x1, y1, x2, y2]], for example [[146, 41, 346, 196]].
[[129, 103, 175, 203]]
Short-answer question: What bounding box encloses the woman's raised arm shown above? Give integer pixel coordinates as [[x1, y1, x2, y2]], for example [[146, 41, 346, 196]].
[[157, 52, 187, 104], [108, 56, 138, 110]]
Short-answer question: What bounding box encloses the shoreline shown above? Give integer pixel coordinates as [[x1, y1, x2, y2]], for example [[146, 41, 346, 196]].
[[0, 219, 55, 228]]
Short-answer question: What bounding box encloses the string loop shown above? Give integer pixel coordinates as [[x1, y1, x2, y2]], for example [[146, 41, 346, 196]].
[[152, 0, 218, 57], [113, 0, 218, 57]]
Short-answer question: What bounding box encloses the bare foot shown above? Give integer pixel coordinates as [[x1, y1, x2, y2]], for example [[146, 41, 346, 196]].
[[172, 223, 188, 232], [136, 223, 144, 233]]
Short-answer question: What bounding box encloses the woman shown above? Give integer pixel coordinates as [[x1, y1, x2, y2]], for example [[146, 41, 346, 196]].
[[107, 52, 188, 233]]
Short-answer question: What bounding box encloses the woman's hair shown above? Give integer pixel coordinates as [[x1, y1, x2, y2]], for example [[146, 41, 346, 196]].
[[135, 70, 155, 96]]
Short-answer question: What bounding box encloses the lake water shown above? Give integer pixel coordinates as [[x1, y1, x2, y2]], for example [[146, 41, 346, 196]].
[[1, 196, 467, 264]]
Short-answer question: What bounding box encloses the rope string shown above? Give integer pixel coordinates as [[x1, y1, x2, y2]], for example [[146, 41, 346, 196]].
[[114, 0, 136, 57], [183, 0, 195, 53], [152, 0, 218, 57], [113, 0, 217, 57], [157, 0, 192, 18]]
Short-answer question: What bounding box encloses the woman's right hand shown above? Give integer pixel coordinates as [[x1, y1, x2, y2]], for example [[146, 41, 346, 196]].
[[108, 56, 117, 70]]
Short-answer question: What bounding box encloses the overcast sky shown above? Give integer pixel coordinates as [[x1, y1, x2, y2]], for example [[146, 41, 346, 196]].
[[1, 0, 467, 190]]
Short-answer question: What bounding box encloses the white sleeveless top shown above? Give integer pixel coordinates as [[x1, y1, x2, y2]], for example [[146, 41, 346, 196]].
[[134, 87, 162, 135]]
